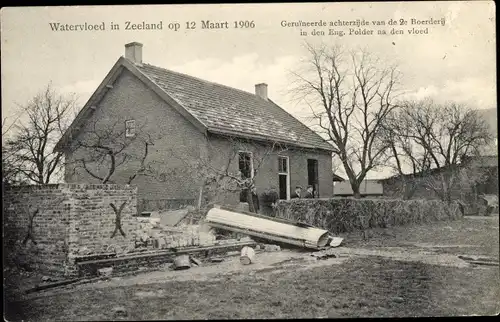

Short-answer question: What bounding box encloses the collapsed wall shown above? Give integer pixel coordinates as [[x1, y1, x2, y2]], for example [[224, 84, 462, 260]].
[[3, 184, 137, 277]]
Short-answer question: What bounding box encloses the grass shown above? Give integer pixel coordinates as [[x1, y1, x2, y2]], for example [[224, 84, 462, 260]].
[[341, 215, 499, 257], [5, 257, 499, 320], [4, 216, 499, 320]]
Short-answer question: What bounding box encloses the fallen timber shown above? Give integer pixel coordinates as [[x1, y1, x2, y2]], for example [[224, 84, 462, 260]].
[[205, 206, 331, 249], [76, 240, 256, 277]]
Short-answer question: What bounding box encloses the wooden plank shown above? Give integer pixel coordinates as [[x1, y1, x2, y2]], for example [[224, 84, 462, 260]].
[[25, 278, 81, 294], [76, 241, 256, 266]]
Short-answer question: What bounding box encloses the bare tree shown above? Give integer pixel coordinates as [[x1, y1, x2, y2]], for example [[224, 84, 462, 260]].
[[291, 42, 401, 198], [4, 84, 76, 184], [69, 119, 159, 184], [380, 101, 433, 199], [382, 99, 492, 202]]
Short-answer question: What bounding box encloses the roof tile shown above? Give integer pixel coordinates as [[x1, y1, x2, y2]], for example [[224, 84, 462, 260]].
[[136, 63, 334, 151]]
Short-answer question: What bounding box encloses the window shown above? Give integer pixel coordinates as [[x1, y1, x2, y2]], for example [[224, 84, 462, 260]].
[[278, 156, 290, 200], [125, 120, 136, 137], [278, 156, 288, 173]]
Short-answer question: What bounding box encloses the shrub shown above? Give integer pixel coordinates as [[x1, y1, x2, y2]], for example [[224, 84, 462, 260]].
[[275, 198, 462, 234]]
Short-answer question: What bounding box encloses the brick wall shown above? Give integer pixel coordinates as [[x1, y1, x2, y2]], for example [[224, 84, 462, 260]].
[[65, 69, 209, 202], [207, 135, 333, 205], [3, 184, 138, 277]]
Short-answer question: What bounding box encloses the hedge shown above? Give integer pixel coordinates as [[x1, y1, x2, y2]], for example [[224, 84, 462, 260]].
[[274, 198, 462, 234]]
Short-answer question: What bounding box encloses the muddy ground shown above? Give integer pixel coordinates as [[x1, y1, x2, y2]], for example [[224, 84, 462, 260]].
[[4, 215, 499, 320]]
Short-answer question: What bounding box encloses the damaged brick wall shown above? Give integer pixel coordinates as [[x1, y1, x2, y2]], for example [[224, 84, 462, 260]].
[[3, 184, 138, 277]]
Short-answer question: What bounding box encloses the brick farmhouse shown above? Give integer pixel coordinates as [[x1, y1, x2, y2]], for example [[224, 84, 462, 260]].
[[55, 42, 335, 208]]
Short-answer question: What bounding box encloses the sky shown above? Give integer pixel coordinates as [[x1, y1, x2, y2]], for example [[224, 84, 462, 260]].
[[1, 2, 496, 179]]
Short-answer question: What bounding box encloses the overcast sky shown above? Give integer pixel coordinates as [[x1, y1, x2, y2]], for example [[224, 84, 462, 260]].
[[1, 2, 496, 179]]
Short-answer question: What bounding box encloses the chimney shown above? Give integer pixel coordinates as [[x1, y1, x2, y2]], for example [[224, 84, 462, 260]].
[[124, 42, 143, 65], [255, 83, 268, 100]]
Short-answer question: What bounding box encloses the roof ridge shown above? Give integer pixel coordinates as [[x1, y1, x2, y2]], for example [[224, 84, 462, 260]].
[[141, 62, 263, 99]]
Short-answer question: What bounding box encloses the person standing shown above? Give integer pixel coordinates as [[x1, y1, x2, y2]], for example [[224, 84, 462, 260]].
[[304, 185, 315, 198], [291, 186, 302, 199]]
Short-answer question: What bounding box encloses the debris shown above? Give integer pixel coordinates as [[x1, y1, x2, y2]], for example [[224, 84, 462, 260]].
[[149, 217, 161, 228], [189, 256, 202, 266], [113, 306, 128, 318], [468, 260, 499, 267], [255, 244, 261, 251], [294, 221, 314, 228], [78, 247, 91, 255], [311, 248, 338, 260], [458, 255, 499, 266], [209, 257, 224, 263], [173, 255, 191, 270], [458, 255, 499, 262], [98, 267, 113, 277], [329, 237, 344, 247], [238, 236, 254, 243], [392, 296, 405, 303], [25, 277, 82, 294], [135, 290, 165, 298], [158, 208, 191, 227], [240, 246, 255, 265], [264, 244, 281, 252], [205, 206, 330, 249], [41, 276, 52, 282]]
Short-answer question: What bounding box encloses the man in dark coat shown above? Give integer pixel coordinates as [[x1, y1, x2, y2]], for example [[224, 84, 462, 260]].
[[304, 185, 315, 198], [291, 186, 302, 199]]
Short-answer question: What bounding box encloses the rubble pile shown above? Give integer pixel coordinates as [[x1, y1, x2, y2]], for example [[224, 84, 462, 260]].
[[133, 217, 222, 251]]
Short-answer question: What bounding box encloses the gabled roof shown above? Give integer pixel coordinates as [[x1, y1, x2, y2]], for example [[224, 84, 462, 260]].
[[135, 63, 334, 151], [55, 57, 335, 152]]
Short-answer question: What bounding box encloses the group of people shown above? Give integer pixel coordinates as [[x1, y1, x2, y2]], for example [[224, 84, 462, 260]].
[[244, 185, 316, 215], [291, 185, 315, 199]]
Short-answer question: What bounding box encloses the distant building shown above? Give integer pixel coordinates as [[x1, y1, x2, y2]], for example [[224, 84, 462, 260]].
[[333, 179, 383, 197]]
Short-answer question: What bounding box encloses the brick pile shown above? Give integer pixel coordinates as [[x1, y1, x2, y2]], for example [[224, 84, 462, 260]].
[[133, 217, 217, 250]]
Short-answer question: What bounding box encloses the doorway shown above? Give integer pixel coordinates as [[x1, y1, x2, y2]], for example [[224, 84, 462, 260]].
[[307, 159, 319, 197]]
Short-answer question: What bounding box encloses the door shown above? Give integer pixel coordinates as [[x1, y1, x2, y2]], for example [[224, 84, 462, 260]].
[[278, 156, 290, 200], [307, 159, 319, 197]]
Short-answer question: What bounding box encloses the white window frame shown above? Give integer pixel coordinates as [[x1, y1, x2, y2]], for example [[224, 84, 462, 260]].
[[125, 119, 136, 137], [238, 151, 254, 179], [278, 155, 290, 200]]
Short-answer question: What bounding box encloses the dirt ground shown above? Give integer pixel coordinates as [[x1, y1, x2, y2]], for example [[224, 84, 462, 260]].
[[4, 215, 499, 320]]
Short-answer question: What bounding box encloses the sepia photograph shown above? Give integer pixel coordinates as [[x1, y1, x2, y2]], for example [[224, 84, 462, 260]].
[[1, 1, 498, 320]]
